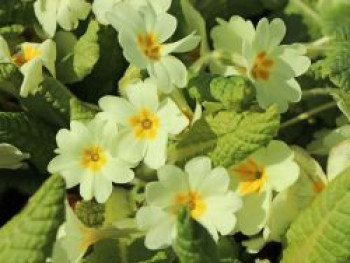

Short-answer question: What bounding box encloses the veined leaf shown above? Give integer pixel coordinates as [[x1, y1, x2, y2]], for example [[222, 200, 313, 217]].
[[174, 208, 220, 263], [0, 174, 65, 263], [170, 106, 280, 167], [282, 167, 350, 263], [0, 112, 57, 173]]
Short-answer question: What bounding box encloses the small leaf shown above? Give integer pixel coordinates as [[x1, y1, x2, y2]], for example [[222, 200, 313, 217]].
[[20, 77, 74, 127], [0, 174, 65, 263], [174, 208, 220, 263], [70, 97, 99, 122], [0, 112, 57, 173], [171, 106, 280, 167], [57, 20, 100, 84], [282, 167, 350, 263]]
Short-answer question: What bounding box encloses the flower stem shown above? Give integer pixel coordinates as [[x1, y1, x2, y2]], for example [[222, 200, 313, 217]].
[[190, 51, 222, 74], [302, 87, 337, 97], [280, 101, 337, 130], [292, 0, 321, 24], [305, 36, 331, 57]]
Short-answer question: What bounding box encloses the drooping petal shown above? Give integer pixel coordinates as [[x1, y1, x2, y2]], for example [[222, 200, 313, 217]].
[[327, 140, 350, 181], [92, 0, 121, 25], [38, 39, 57, 77], [147, 61, 172, 92], [0, 36, 12, 62], [0, 144, 29, 169], [136, 206, 176, 250], [157, 98, 189, 135], [144, 130, 168, 169], [19, 59, 43, 97], [158, 56, 188, 88], [162, 32, 200, 55]]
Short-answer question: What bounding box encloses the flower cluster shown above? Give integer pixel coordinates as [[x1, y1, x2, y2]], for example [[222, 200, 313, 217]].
[[1, 0, 349, 262]]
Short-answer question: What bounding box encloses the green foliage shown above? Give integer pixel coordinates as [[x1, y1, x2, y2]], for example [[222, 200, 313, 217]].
[[0, 112, 57, 173], [0, 63, 22, 95], [20, 77, 74, 127], [0, 0, 35, 27], [174, 208, 220, 263], [170, 106, 280, 167], [57, 20, 100, 84], [282, 167, 350, 263], [70, 97, 99, 122], [322, 41, 350, 90], [0, 174, 65, 263], [321, 4, 350, 40], [180, 0, 209, 55], [209, 76, 255, 111], [330, 89, 350, 121], [188, 73, 216, 102], [75, 200, 105, 228]]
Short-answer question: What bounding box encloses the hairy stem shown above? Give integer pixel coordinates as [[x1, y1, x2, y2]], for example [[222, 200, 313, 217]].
[[302, 87, 338, 97], [280, 101, 337, 130]]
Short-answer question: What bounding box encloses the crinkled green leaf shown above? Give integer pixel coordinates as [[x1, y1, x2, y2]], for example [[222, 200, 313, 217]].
[[322, 41, 350, 90], [75, 200, 105, 228], [321, 4, 350, 40], [171, 106, 280, 167], [0, 174, 65, 263], [174, 208, 220, 263], [20, 77, 74, 127], [209, 76, 255, 111], [0, 112, 56, 173], [282, 167, 350, 263], [57, 20, 100, 84]]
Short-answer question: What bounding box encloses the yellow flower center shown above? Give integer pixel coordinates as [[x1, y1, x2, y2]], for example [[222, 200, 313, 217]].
[[81, 146, 107, 172], [174, 191, 207, 219], [12, 44, 42, 67], [129, 108, 160, 140], [251, 51, 274, 81], [137, 33, 162, 61], [232, 158, 267, 195]]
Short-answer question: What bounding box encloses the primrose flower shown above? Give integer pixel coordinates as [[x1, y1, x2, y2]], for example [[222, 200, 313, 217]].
[[229, 140, 299, 235], [0, 36, 56, 97], [107, 0, 201, 93], [136, 157, 242, 249], [0, 144, 29, 169], [48, 117, 134, 203], [34, 0, 91, 37], [98, 79, 189, 169], [52, 203, 132, 263], [211, 17, 311, 112]]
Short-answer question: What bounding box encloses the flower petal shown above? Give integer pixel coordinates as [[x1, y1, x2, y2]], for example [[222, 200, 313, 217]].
[[102, 158, 135, 184], [144, 130, 168, 169], [154, 13, 177, 43], [162, 32, 200, 54], [80, 174, 95, 201], [19, 59, 43, 97], [117, 130, 147, 164], [136, 206, 175, 250], [125, 80, 159, 111], [157, 98, 189, 135], [185, 156, 212, 191], [159, 56, 188, 88], [94, 174, 113, 203], [0, 36, 12, 62]]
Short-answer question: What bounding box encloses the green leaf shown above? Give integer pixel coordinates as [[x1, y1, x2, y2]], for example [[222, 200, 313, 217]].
[[322, 41, 350, 90], [321, 3, 350, 40], [0, 0, 35, 27], [174, 208, 220, 263], [282, 167, 350, 263], [180, 0, 209, 55], [0, 174, 65, 263], [75, 200, 105, 228], [188, 73, 216, 103], [330, 89, 350, 121], [57, 20, 100, 84], [71, 25, 127, 103], [20, 77, 74, 127], [70, 97, 99, 122], [209, 76, 255, 111], [0, 112, 57, 173], [0, 63, 22, 95], [170, 106, 280, 167]]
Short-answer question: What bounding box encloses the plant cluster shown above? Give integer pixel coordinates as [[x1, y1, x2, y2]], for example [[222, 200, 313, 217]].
[[0, 0, 350, 262]]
